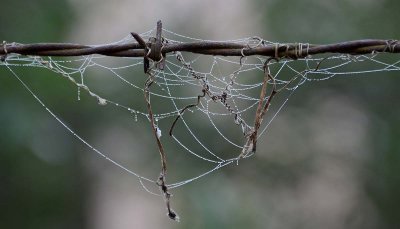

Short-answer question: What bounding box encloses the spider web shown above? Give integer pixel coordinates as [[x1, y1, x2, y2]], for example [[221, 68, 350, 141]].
[[1, 28, 400, 195]]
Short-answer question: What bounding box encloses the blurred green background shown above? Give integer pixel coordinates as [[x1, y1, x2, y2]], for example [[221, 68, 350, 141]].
[[0, 0, 399, 228]]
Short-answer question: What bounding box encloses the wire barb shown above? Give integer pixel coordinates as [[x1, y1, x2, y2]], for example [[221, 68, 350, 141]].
[[131, 32, 149, 73]]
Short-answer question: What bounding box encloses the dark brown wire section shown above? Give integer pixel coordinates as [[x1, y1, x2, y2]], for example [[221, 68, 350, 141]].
[[1, 38, 399, 59]]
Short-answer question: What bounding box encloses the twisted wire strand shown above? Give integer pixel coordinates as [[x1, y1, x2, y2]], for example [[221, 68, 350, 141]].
[[1, 39, 399, 58]]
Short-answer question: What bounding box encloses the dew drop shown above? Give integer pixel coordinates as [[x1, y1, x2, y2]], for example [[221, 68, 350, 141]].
[[77, 87, 81, 101], [156, 127, 162, 138], [97, 97, 107, 106]]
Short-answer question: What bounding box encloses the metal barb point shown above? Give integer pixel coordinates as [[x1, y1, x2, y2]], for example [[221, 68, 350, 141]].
[[149, 20, 165, 70]]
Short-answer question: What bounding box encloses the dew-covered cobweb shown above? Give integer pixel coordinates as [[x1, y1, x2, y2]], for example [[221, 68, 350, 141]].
[[1, 27, 399, 219]]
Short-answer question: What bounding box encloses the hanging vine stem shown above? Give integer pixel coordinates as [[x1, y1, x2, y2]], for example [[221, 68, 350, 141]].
[[143, 71, 178, 221], [169, 87, 206, 136], [238, 58, 277, 159], [238, 54, 332, 159], [135, 21, 179, 222]]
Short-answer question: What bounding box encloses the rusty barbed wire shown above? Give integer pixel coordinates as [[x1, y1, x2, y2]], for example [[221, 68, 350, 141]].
[[1, 37, 399, 60]]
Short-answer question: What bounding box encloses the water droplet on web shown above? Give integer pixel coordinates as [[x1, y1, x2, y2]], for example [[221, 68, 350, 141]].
[[97, 97, 107, 106], [156, 127, 162, 138], [130, 109, 138, 122], [234, 114, 241, 125], [77, 87, 81, 101]]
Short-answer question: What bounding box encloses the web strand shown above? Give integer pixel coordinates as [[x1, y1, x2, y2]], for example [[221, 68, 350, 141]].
[[3, 63, 157, 187]]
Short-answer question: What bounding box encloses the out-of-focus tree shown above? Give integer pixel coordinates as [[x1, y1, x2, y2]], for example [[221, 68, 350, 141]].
[[0, 1, 86, 229]]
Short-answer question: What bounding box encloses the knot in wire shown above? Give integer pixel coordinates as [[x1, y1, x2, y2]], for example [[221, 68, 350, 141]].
[[274, 43, 290, 59], [295, 43, 310, 58], [131, 20, 165, 73], [275, 43, 310, 59], [240, 36, 265, 65]]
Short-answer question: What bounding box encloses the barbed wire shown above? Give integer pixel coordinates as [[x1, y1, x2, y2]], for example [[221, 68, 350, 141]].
[[1, 39, 399, 58], [1, 23, 399, 61]]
